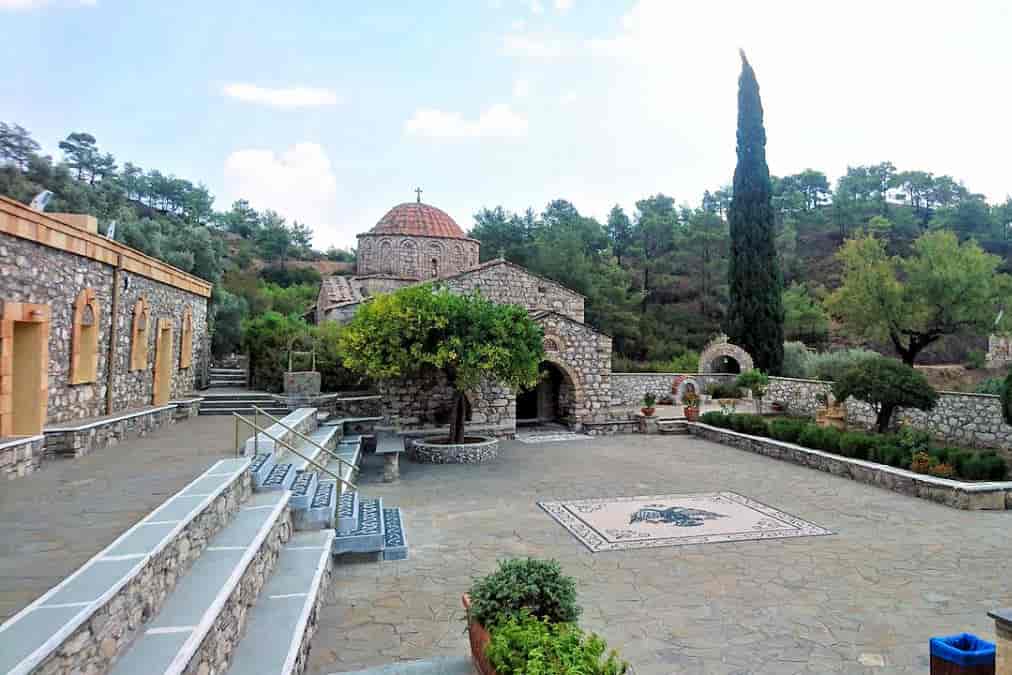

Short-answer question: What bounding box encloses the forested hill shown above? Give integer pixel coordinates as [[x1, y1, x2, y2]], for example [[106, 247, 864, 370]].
[[2, 122, 1010, 367], [467, 167, 1012, 368]]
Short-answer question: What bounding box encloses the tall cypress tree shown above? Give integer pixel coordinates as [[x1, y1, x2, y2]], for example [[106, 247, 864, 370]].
[[723, 50, 784, 374]]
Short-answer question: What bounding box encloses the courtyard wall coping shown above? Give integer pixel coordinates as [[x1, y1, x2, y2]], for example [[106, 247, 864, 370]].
[[990, 609, 1012, 626], [168, 396, 204, 405], [0, 456, 250, 675], [691, 422, 1012, 493], [0, 434, 44, 451], [42, 404, 178, 432]]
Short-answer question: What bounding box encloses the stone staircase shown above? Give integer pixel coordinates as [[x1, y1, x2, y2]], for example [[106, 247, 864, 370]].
[[657, 417, 690, 435], [199, 391, 289, 417], [208, 366, 248, 388], [0, 407, 407, 675]]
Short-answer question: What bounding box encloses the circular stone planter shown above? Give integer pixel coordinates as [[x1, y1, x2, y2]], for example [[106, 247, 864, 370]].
[[409, 435, 499, 464]]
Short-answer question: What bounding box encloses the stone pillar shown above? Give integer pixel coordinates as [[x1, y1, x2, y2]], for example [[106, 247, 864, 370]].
[[637, 413, 658, 434], [990, 609, 1012, 675], [383, 453, 400, 482]]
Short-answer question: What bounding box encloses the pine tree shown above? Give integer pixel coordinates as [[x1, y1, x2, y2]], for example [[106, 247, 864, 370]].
[[723, 50, 784, 374]]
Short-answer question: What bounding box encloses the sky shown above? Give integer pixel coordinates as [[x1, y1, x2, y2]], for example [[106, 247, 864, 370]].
[[2, 0, 1011, 250]]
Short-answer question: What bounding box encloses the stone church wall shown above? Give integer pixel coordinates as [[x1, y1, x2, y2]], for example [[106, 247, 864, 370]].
[[0, 226, 208, 427], [357, 234, 479, 280], [536, 313, 611, 424], [377, 369, 516, 436], [443, 262, 585, 323]]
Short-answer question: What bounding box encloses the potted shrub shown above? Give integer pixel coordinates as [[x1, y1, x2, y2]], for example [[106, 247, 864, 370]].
[[682, 391, 700, 421], [641, 392, 657, 417], [486, 612, 629, 674], [463, 558, 580, 674], [736, 369, 770, 414]]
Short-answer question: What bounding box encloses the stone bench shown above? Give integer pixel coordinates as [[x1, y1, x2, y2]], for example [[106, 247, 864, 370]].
[[43, 404, 179, 458], [374, 430, 406, 482]]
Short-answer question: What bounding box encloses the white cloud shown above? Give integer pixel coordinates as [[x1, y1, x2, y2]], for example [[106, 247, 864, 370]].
[[511, 18, 525, 30], [223, 143, 339, 243], [555, 0, 573, 11], [222, 83, 338, 108], [559, 90, 577, 104], [404, 104, 529, 139], [1, 0, 93, 9], [502, 33, 564, 60], [530, 0, 544, 14], [513, 78, 531, 98]]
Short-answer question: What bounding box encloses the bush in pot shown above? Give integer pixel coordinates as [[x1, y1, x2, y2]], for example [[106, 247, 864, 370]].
[[486, 612, 629, 675], [467, 558, 579, 629]]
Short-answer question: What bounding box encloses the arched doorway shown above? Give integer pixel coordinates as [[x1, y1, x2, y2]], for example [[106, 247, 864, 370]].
[[516, 361, 574, 426], [698, 334, 754, 375]]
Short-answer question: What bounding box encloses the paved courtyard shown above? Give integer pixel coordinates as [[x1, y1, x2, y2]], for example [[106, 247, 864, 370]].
[[0, 416, 238, 621], [310, 433, 1011, 675]]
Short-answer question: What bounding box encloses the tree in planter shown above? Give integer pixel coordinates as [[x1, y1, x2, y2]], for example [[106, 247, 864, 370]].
[[831, 356, 938, 433], [736, 369, 770, 414], [338, 285, 544, 444]]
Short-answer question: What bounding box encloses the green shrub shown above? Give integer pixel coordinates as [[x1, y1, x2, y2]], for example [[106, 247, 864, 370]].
[[486, 612, 629, 675], [707, 383, 742, 399], [736, 415, 769, 437], [769, 419, 807, 444], [838, 432, 876, 460], [698, 411, 730, 427], [976, 378, 1006, 395], [966, 350, 986, 370], [896, 426, 932, 457], [1002, 372, 1012, 425], [781, 341, 814, 379], [467, 558, 579, 629], [809, 348, 878, 382]]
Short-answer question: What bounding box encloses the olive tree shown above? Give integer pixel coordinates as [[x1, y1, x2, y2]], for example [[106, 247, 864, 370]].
[[832, 356, 938, 433], [338, 284, 544, 443]]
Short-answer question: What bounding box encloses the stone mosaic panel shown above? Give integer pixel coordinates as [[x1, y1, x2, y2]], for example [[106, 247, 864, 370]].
[[539, 492, 831, 552]]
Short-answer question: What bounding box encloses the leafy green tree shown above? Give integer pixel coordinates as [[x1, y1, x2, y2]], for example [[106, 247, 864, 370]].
[[242, 311, 310, 392], [58, 132, 104, 183], [606, 205, 633, 266], [633, 193, 678, 313], [339, 285, 544, 443], [255, 210, 293, 261], [828, 230, 1012, 365], [832, 356, 938, 432], [471, 206, 538, 264], [782, 283, 829, 345], [211, 288, 248, 357], [724, 51, 784, 374]]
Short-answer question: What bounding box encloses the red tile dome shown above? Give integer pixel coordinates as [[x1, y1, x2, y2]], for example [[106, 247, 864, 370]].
[[370, 202, 465, 239]]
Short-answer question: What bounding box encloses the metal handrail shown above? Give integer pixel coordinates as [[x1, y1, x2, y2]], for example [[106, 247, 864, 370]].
[[250, 406, 358, 473], [233, 413, 356, 491]]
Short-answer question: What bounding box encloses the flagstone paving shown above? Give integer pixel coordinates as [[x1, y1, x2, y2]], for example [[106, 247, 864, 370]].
[[0, 416, 240, 621], [311, 433, 1011, 675]]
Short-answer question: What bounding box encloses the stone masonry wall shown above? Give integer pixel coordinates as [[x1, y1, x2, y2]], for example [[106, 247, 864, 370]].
[[0, 435, 44, 479], [609, 372, 737, 406], [536, 312, 611, 424], [357, 233, 479, 280], [378, 369, 516, 433], [443, 261, 585, 323], [0, 232, 208, 426]]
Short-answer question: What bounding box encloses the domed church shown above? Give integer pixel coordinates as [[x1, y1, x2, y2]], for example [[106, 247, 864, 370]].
[[314, 194, 613, 435]]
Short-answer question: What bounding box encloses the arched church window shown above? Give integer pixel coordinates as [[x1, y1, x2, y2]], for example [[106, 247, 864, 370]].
[[70, 288, 100, 384], [400, 239, 418, 278], [179, 305, 193, 369], [452, 243, 464, 272], [379, 239, 394, 274], [427, 241, 445, 278], [130, 296, 150, 371]]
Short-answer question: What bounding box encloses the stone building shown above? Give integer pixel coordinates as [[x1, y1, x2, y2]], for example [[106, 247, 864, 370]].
[[315, 197, 612, 433], [0, 196, 210, 477]]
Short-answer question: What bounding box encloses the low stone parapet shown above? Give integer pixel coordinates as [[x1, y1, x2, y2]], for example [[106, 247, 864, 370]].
[[0, 435, 44, 480], [989, 609, 1012, 674], [169, 396, 202, 421], [689, 423, 1012, 510], [409, 435, 499, 464], [43, 404, 179, 458]]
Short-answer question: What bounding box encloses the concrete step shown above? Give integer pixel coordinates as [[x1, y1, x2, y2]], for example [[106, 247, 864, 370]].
[[658, 419, 690, 435], [294, 480, 338, 531], [243, 408, 318, 457], [382, 508, 409, 561], [224, 529, 334, 675], [336, 489, 360, 535], [289, 470, 319, 511], [209, 368, 247, 375], [199, 407, 290, 417], [108, 491, 290, 675], [259, 462, 296, 492], [332, 497, 385, 555]]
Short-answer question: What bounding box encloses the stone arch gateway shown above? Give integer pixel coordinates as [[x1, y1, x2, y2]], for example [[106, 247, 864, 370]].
[[698, 334, 754, 374]]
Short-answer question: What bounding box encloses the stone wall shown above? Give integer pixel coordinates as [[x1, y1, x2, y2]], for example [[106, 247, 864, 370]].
[[377, 369, 516, 433], [0, 231, 208, 427], [443, 260, 585, 323], [44, 405, 179, 458], [765, 377, 833, 417], [987, 334, 1012, 369], [0, 435, 44, 479], [609, 372, 737, 406], [357, 233, 479, 280], [535, 312, 612, 424]]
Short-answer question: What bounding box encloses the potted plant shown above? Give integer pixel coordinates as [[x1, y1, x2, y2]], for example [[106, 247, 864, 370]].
[[682, 391, 700, 421], [641, 392, 657, 417], [463, 558, 580, 675], [735, 369, 769, 414]]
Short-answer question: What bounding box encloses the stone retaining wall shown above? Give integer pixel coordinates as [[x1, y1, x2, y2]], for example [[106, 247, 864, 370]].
[[44, 405, 178, 458], [690, 423, 1012, 510], [290, 553, 333, 675], [610, 372, 737, 406], [184, 506, 292, 675], [379, 370, 515, 433], [408, 436, 500, 463], [0, 435, 44, 479], [30, 469, 252, 675]]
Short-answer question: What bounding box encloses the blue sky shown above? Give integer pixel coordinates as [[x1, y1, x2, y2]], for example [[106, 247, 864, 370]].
[[2, 0, 1011, 249]]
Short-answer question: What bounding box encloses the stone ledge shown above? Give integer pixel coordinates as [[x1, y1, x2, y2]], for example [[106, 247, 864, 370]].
[[689, 423, 1012, 510], [409, 436, 499, 464], [0, 434, 45, 480], [0, 458, 251, 675], [43, 405, 180, 458], [44, 404, 178, 432]]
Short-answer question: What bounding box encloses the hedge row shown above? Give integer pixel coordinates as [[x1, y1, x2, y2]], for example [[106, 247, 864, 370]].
[[698, 412, 1008, 481]]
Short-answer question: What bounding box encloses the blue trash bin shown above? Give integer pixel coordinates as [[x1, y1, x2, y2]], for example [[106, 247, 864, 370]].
[[929, 633, 995, 674]]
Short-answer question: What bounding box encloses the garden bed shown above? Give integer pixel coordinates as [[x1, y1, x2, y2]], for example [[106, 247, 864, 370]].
[[689, 421, 1012, 510]]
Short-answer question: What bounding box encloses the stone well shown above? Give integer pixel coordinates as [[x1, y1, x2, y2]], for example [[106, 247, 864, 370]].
[[409, 435, 499, 464]]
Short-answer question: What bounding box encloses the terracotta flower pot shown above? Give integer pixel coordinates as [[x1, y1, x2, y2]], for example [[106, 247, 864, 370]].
[[684, 406, 699, 421], [641, 407, 656, 417], [462, 594, 497, 675]]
